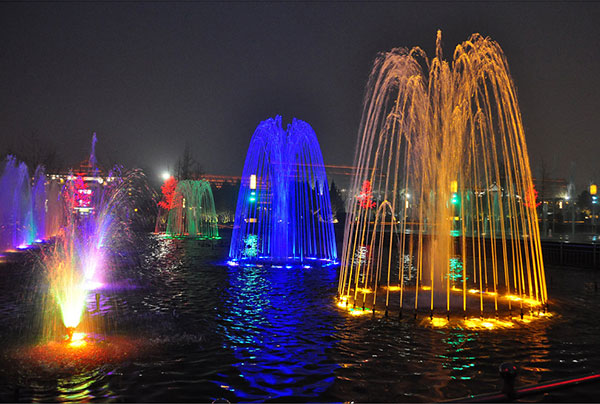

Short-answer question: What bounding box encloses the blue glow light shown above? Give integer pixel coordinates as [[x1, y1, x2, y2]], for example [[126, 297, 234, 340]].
[[0, 156, 38, 251], [229, 116, 338, 268]]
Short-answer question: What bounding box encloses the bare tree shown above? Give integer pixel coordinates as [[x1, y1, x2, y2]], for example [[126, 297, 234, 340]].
[[175, 143, 204, 180]]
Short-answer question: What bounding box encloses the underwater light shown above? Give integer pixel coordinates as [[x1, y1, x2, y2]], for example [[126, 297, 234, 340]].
[[67, 332, 87, 348], [431, 317, 449, 327], [85, 280, 103, 291], [348, 307, 372, 316]]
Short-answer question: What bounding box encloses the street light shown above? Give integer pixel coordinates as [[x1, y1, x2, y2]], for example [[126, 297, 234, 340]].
[[591, 184, 598, 235], [161, 171, 171, 181]]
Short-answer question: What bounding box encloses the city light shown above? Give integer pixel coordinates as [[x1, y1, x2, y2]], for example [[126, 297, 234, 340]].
[[450, 180, 458, 193]]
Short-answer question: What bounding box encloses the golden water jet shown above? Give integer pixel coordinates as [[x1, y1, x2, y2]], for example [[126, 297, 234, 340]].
[[338, 31, 547, 322]]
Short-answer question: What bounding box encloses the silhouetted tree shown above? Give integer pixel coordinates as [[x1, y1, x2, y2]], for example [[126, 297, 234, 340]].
[[330, 180, 345, 221], [176, 143, 203, 180], [578, 190, 592, 211]]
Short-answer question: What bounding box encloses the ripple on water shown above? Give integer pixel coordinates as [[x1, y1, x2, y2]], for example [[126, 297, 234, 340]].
[[0, 234, 599, 402]]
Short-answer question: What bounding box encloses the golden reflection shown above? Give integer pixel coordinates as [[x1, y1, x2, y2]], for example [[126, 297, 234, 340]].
[[348, 307, 372, 316], [336, 297, 372, 316], [431, 317, 449, 327], [426, 313, 552, 330]]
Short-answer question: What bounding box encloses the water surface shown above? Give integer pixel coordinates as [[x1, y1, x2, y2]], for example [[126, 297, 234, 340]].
[[0, 234, 598, 402]]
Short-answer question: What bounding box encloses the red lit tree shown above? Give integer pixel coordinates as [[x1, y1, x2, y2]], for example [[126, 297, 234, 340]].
[[158, 177, 178, 210], [63, 175, 92, 212], [75, 176, 91, 207], [524, 184, 541, 208], [357, 180, 376, 209]]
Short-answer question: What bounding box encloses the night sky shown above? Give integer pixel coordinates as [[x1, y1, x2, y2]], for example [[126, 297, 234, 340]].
[[0, 2, 598, 189]]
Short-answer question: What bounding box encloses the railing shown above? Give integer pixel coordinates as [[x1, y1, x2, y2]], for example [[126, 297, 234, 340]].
[[446, 363, 600, 402], [541, 241, 600, 269]]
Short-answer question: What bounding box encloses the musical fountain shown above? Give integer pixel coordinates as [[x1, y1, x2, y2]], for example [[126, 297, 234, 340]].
[[337, 32, 548, 327], [11, 135, 155, 373], [228, 116, 337, 268], [2, 33, 597, 403]]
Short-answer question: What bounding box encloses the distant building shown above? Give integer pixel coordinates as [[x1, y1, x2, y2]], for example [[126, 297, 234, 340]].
[[47, 158, 117, 215], [202, 174, 241, 189]]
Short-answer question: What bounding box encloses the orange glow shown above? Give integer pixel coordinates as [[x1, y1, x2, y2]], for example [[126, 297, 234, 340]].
[[64, 331, 88, 347], [68, 338, 87, 348], [591, 184, 597, 196], [336, 297, 372, 316], [336, 296, 349, 309], [15, 334, 146, 374], [450, 180, 458, 193], [421, 286, 431, 291], [462, 317, 515, 330], [348, 307, 372, 316], [505, 294, 542, 306], [431, 317, 449, 327], [386, 286, 402, 292], [357, 287, 372, 294], [421, 312, 551, 330]]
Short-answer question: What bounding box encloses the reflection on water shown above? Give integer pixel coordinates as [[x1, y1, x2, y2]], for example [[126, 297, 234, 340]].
[[220, 265, 339, 401], [0, 234, 598, 402]]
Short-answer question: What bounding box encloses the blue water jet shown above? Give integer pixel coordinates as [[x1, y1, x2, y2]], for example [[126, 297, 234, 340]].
[[229, 116, 337, 268], [0, 156, 36, 250], [32, 165, 47, 242]]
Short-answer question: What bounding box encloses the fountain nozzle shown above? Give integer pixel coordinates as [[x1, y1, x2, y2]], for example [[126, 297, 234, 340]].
[[66, 327, 75, 341]]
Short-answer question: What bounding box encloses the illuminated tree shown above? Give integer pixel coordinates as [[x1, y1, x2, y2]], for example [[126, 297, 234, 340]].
[[158, 176, 178, 210], [524, 184, 541, 208], [357, 180, 376, 209]]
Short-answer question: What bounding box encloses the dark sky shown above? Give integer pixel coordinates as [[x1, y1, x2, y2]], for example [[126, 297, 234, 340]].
[[0, 2, 599, 189]]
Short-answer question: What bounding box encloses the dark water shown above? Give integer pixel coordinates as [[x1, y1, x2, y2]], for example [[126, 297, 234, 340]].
[[0, 233, 599, 402]]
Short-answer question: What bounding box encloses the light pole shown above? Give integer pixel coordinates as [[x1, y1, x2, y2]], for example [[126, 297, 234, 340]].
[[591, 184, 598, 235]]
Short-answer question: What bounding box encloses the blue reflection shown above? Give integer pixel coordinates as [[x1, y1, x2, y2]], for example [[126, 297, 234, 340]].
[[220, 264, 339, 400]]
